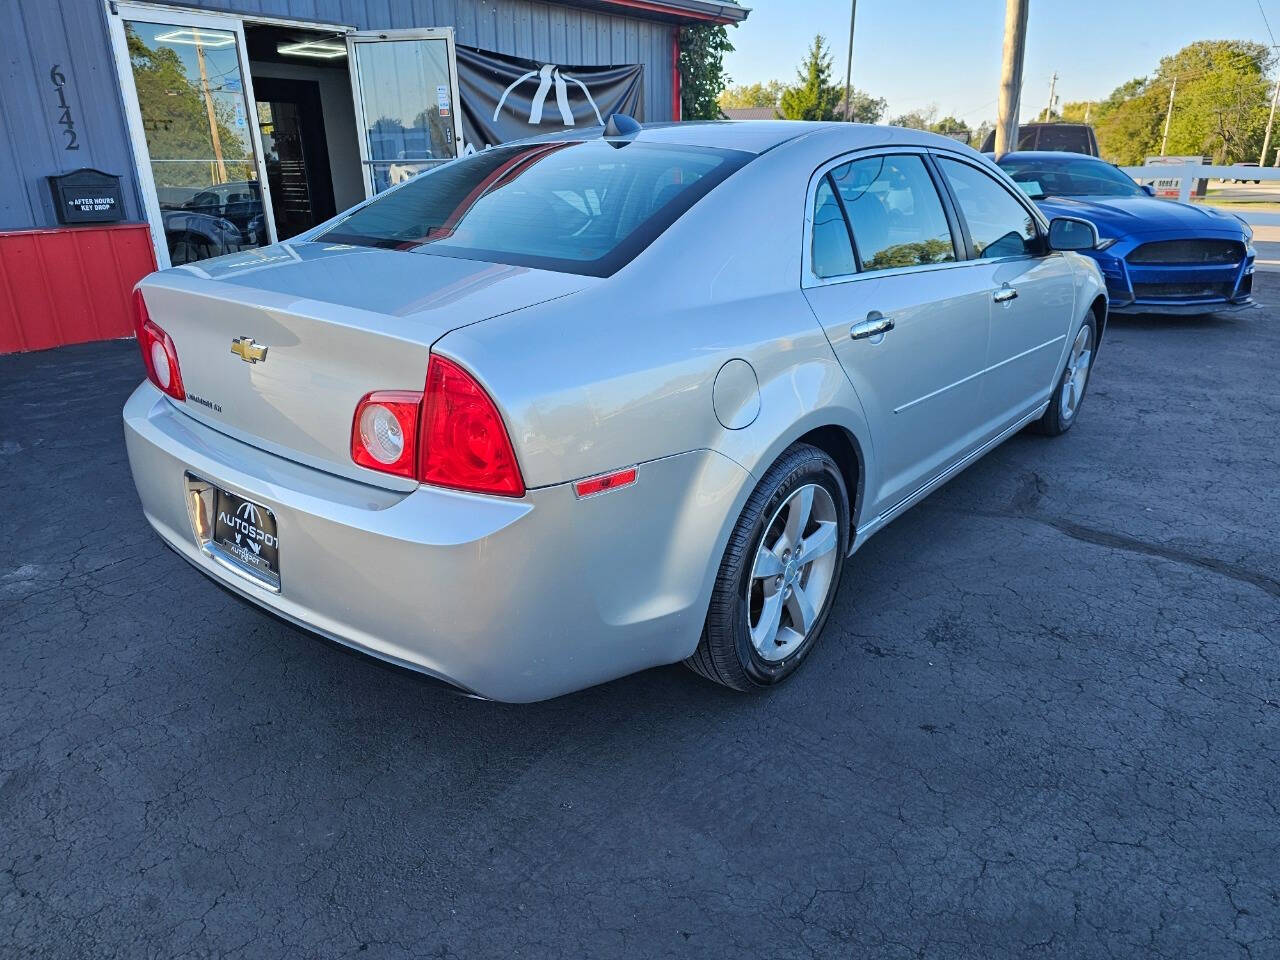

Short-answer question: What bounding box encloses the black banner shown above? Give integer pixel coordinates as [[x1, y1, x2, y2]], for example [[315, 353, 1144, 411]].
[[456, 46, 643, 152]]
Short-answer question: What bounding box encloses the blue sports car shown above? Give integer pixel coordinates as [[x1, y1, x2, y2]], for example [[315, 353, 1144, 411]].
[[995, 151, 1256, 316]]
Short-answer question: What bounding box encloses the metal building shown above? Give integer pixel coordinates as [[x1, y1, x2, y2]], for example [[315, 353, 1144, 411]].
[[0, 0, 746, 351]]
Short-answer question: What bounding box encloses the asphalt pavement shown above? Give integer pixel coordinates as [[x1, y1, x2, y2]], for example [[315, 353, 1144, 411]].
[[2, 280, 1278, 959]]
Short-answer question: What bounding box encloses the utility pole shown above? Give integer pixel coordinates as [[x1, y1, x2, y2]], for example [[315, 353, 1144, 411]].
[[1261, 78, 1280, 166], [842, 0, 857, 121], [194, 29, 228, 185], [1043, 72, 1057, 122], [1083, 101, 1091, 123], [994, 0, 1030, 157], [1160, 76, 1177, 157]]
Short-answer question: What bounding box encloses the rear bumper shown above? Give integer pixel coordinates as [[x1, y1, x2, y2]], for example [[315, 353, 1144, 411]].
[[123, 382, 749, 702]]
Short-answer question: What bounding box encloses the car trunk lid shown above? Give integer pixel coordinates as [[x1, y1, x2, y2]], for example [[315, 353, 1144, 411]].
[[138, 241, 590, 488]]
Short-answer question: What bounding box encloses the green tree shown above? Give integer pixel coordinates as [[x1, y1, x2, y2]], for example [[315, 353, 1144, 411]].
[[779, 35, 842, 121], [889, 105, 938, 130], [864, 237, 953, 271], [1071, 41, 1274, 164], [680, 24, 735, 120], [1059, 100, 1092, 123], [1160, 40, 1272, 163], [932, 116, 969, 135], [126, 25, 252, 190], [973, 120, 995, 149], [835, 89, 888, 123], [719, 80, 785, 110]]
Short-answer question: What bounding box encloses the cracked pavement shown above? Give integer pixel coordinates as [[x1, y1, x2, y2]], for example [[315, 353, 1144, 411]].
[[2, 279, 1278, 959]]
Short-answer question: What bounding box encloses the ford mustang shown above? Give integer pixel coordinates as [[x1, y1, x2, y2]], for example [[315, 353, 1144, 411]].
[[124, 121, 1106, 701], [996, 151, 1256, 316]]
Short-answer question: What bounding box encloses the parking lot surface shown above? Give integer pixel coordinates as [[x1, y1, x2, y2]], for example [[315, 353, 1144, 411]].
[[2, 279, 1278, 959]]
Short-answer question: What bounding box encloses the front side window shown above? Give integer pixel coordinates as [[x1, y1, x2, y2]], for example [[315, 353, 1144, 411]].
[[937, 157, 1039, 259], [828, 155, 956, 272], [319, 140, 751, 277]]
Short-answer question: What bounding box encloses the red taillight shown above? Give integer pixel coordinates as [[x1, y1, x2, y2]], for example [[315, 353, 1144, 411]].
[[349, 356, 524, 497], [419, 356, 525, 497], [133, 290, 185, 401], [351, 391, 423, 479]]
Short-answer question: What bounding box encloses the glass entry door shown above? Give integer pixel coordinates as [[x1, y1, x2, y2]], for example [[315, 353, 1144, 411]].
[[347, 30, 464, 195], [108, 5, 275, 268]]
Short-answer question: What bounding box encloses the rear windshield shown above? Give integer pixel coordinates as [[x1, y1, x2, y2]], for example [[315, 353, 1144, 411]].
[[318, 139, 752, 277], [980, 125, 1094, 154], [1032, 126, 1093, 153]]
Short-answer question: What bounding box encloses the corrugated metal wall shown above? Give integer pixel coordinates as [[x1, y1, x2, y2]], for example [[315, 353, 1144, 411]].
[[0, 0, 675, 232], [0, 1, 145, 232]]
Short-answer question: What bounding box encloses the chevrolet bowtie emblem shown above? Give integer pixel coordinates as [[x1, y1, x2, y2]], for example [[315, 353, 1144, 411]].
[[230, 336, 268, 363]]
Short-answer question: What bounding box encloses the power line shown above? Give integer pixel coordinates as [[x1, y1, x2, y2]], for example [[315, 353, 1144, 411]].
[[1256, 0, 1278, 49]]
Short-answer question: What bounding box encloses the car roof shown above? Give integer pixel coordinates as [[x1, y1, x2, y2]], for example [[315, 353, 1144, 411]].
[[994, 151, 1105, 162], [1014, 122, 1091, 130], [535, 120, 983, 156]]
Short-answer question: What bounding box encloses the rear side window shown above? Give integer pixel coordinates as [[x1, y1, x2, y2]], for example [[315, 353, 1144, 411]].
[[937, 157, 1039, 259], [828, 155, 956, 273], [811, 177, 856, 278], [319, 139, 751, 277]]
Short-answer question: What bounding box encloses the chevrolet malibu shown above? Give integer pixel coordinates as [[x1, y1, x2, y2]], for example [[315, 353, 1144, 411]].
[[124, 121, 1107, 702]]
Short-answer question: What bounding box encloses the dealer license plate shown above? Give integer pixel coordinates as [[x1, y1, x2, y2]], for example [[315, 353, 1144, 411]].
[[211, 487, 280, 586]]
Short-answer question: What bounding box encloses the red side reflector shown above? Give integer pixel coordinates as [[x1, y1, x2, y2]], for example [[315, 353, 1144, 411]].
[[573, 467, 637, 499]]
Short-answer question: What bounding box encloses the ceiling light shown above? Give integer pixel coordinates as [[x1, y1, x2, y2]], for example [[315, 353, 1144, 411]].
[[277, 40, 347, 59], [153, 29, 236, 48]]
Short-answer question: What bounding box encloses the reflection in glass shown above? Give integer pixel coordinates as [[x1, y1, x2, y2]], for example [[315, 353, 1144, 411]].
[[353, 39, 457, 193], [937, 158, 1038, 259], [321, 140, 748, 277], [125, 21, 266, 264], [830, 155, 956, 272]]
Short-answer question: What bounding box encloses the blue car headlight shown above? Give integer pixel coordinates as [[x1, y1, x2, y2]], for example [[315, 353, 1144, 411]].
[[1232, 214, 1254, 241], [1095, 236, 1119, 250]]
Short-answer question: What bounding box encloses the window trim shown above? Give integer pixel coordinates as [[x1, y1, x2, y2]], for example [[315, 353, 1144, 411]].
[[823, 171, 862, 273], [801, 147, 967, 288], [928, 149, 1053, 264]]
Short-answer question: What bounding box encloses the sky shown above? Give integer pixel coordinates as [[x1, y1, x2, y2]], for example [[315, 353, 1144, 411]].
[[723, 0, 1279, 124]]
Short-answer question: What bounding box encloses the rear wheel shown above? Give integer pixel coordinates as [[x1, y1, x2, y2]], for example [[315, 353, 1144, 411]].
[[685, 443, 848, 692], [168, 231, 215, 265], [1035, 312, 1097, 436]]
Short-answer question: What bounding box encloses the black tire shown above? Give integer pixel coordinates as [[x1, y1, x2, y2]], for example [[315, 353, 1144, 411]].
[[1034, 311, 1098, 437], [685, 443, 849, 692], [167, 231, 215, 265]]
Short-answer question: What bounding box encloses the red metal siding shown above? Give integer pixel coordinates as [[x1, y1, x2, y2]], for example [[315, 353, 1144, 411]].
[[0, 223, 155, 353]]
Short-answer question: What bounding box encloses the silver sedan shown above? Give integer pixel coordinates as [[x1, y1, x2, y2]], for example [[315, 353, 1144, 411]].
[[124, 121, 1106, 702]]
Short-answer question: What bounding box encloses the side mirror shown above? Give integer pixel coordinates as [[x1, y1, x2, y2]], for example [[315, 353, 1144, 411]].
[[1141, 183, 1156, 197], [1048, 216, 1099, 251]]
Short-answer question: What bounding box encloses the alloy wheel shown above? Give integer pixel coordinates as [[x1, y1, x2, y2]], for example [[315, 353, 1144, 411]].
[[1060, 323, 1094, 422], [747, 483, 839, 662]]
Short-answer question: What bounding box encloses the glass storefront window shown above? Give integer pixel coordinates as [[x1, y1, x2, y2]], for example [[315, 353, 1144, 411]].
[[124, 21, 267, 264], [352, 38, 458, 193]]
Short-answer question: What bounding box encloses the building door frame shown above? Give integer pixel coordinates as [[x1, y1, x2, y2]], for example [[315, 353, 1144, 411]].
[[345, 28, 465, 198], [104, 1, 356, 269]]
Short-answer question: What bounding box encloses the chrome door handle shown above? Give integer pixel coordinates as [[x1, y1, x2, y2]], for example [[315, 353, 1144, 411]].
[[993, 285, 1018, 303], [850, 316, 895, 340]]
